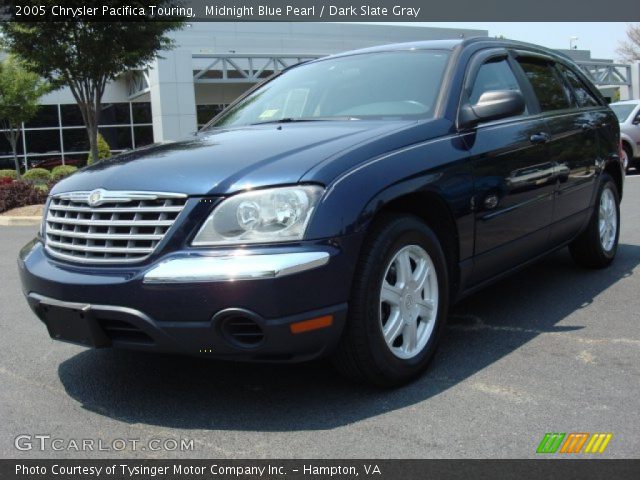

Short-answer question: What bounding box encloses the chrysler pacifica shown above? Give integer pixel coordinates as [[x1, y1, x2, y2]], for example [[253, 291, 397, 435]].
[[19, 38, 624, 386]]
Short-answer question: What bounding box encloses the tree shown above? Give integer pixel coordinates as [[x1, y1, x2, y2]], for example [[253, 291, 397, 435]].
[[87, 133, 111, 165], [616, 24, 640, 62], [0, 56, 49, 177], [1, 2, 184, 163]]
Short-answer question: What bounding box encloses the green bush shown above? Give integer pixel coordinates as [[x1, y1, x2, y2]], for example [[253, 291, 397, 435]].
[[22, 167, 51, 184], [0, 169, 18, 180], [87, 133, 111, 165], [51, 165, 78, 181]]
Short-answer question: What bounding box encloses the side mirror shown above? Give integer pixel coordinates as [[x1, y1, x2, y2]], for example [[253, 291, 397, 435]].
[[459, 90, 525, 128], [632, 116, 640, 125]]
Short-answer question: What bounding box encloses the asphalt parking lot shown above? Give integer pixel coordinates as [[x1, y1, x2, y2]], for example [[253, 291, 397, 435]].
[[1, 176, 639, 459]]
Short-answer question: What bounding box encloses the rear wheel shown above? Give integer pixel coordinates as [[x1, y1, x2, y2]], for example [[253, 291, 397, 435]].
[[569, 174, 620, 268], [332, 214, 449, 387]]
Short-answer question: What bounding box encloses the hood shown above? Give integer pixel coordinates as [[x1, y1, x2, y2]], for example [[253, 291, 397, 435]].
[[52, 121, 419, 196]]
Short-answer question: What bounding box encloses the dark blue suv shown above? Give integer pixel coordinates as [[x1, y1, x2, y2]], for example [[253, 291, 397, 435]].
[[18, 38, 624, 386]]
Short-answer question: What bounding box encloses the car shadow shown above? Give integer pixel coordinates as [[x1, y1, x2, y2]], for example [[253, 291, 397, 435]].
[[58, 244, 640, 431]]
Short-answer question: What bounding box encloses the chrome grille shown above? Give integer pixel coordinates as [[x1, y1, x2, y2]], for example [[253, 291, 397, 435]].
[[45, 190, 187, 263]]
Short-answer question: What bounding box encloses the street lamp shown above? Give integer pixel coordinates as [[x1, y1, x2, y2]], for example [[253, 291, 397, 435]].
[[569, 36, 579, 50]]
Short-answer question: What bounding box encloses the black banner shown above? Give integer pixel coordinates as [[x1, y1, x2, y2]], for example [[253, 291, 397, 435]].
[[2, 0, 640, 22], [3, 459, 640, 480]]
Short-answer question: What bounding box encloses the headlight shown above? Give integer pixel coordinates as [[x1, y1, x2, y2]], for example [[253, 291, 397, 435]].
[[192, 185, 324, 246]]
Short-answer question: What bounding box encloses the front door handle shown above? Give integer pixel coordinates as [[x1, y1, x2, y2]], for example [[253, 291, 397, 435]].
[[530, 132, 550, 145]]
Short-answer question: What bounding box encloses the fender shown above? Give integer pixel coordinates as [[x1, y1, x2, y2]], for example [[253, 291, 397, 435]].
[[602, 153, 625, 199], [305, 131, 475, 262]]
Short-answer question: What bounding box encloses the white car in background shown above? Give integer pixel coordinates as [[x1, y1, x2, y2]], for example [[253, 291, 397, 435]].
[[610, 100, 640, 173]]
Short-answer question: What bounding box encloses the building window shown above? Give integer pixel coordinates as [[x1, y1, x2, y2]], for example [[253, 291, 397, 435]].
[[101, 103, 131, 125], [133, 126, 154, 148], [99, 126, 133, 150], [62, 128, 90, 153], [0, 134, 24, 156], [197, 104, 226, 128], [24, 105, 59, 128], [60, 104, 85, 127], [132, 102, 152, 124], [25, 129, 61, 154], [0, 102, 154, 171]]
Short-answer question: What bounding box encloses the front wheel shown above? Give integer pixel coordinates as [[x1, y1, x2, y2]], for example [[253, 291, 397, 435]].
[[332, 214, 449, 387], [569, 174, 620, 268]]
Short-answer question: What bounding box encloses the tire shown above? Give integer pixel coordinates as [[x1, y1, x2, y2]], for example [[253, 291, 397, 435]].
[[332, 213, 449, 387], [569, 174, 620, 269]]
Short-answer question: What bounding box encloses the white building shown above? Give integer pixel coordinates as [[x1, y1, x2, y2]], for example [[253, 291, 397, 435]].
[[3, 22, 637, 172], [0, 23, 487, 170]]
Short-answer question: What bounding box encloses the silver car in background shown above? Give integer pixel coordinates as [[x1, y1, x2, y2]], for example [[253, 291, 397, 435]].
[[610, 100, 640, 172]]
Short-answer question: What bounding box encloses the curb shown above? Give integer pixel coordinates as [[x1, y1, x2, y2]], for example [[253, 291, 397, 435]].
[[0, 216, 42, 226]]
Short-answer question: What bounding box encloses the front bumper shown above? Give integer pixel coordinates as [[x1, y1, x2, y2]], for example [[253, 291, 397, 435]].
[[18, 236, 361, 362]]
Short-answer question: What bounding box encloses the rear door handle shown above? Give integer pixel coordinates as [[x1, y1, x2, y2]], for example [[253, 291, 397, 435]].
[[530, 132, 550, 144], [581, 122, 596, 131]]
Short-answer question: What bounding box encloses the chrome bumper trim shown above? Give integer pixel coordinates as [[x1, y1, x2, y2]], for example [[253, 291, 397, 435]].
[[143, 251, 330, 284], [27, 293, 153, 321]]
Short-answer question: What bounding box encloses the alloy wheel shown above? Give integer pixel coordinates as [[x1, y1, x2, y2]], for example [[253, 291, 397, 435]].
[[598, 187, 617, 252], [379, 245, 438, 360]]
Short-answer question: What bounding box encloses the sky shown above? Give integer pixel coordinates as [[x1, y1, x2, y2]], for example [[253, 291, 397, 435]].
[[374, 23, 632, 61]]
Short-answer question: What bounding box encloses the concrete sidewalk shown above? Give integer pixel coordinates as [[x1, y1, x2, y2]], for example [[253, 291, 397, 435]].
[[0, 204, 43, 226], [0, 216, 41, 226]]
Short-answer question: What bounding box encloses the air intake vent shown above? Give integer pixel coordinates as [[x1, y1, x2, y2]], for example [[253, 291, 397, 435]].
[[44, 190, 187, 264], [222, 316, 265, 348], [99, 318, 154, 345]]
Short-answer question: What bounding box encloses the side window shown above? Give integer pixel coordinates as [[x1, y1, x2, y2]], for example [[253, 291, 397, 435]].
[[469, 58, 523, 105], [559, 65, 600, 108], [517, 58, 572, 112]]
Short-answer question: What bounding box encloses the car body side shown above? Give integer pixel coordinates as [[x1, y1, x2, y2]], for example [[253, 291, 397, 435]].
[[302, 39, 623, 300]]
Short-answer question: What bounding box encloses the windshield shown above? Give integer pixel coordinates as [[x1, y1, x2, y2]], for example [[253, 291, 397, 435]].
[[205, 50, 451, 128], [609, 104, 637, 122]]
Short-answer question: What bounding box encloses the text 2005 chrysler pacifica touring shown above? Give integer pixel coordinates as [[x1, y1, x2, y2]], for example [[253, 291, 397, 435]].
[[19, 38, 624, 386]]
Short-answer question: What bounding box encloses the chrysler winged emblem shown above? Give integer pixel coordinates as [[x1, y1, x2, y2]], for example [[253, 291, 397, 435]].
[[87, 189, 105, 207]]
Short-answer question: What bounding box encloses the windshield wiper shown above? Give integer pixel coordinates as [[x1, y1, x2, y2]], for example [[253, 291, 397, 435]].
[[250, 118, 312, 125], [249, 116, 360, 126]]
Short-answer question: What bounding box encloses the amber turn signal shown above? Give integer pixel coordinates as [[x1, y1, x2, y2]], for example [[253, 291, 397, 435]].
[[289, 315, 333, 334]]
